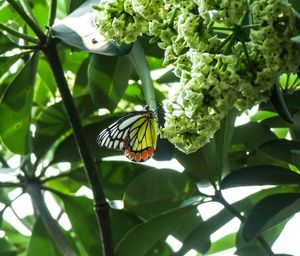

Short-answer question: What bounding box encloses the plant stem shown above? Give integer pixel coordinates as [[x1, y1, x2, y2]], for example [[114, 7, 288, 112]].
[[214, 191, 275, 256], [213, 26, 234, 31], [48, 0, 57, 27], [0, 182, 21, 188], [0, 22, 38, 43], [6, 0, 47, 43], [0, 154, 9, 167], [42, 39, 114, 256], [26, 180, 78, 256]]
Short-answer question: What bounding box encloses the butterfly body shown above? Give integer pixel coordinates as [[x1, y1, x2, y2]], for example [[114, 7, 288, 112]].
[[97, 109, 157, 162]]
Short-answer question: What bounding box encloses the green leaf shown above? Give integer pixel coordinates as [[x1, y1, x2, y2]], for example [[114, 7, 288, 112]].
[[174, 141, 219, 183], [50, 115, 123, 164], [232, 122, 277, 149], [0, 237, 17, 256], [124, 169, 199, 219], [37, 59, 57, 96], [291, 35, 300, 45], [156, 69, 179, 84], [73, 57, 89, 96], [235, 245, 268, 256], [0, 53, 39, 154], [88, 54, 131, 111], [115, 205, 197, 256], [51, 0, 131, 55], [34, 94, 96, 160], [110, 209, 141, 245], [129, 41, 156, 110], [269, 82, 293, 124], [30, 0, 49, 30], [259, 139, 300, 168], [206, 233, 235, 255], [27, 218, 62, 256], [290, 1, 300, 21], [0, 31, 17, 54], [0, 55, 22, 80], [242, 193, 300, 241], [60, 195, 102, 256], [221, 165, 300, 189]]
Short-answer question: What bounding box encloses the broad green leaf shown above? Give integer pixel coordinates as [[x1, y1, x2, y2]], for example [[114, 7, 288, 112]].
[[88, 54, 131, 111], [221, 165, 300, 189], [242, 193, 300, 241], [156, 69, 179, 84], [144, 240, 172, 256], [0, 55, 22, 80], [250, 111, 277, 122], [261, 116, 290, 128], [115, 205, 197, 256], [73, 57, 89, 96], [0, 53, 39, 154], [33, 94, 96, 160], [236, 218, 288, 254], [206, 233, 235, 255], [0, 31, 17, 54], [2, 221, 29, 254], [0, 210, 3, 227], [60, 195, 102, 256], [124, 169, 199, 219], [235, 245, 268, 256], [259, 139, 300, 168], [30, 0, 49, 30], [175, 141, 219, 183], [46, 161, 152, 200], [232, 122, 277, 149], [292, 35, 300, 44], [51, 0, 131, 55], [290, 2, 300, 22], [50, 115, 123, 164], [0, 237, 17, 256], [37, 59, 57, 96], [110, 209, 141, 245], [27, 218, 62, 256], [171, 209, 210, 255]]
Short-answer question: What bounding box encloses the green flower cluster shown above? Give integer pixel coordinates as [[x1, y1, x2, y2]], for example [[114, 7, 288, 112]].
[[94, 0, 300, 154]]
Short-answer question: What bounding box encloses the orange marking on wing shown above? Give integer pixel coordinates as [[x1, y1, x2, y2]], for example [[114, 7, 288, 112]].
[[135, 152, 142, 162], [142, 150, 149, 161], [124, 146, 130, 156], [148, 147, 154, 157], [129, 152, 135, 161]]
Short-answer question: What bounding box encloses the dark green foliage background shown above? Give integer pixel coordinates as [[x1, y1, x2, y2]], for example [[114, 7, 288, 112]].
[[0, 0, 300, 256]]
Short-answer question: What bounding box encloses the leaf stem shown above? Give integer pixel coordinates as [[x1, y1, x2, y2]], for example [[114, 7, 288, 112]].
[[6, 0, 47, 43], [0, 182, 21, 188], [0, 154, 9, 167], [42, 39, 114, 256], [214, 191, 275, 256], [0, 22, 38, 43], [26, 179, 78, 256], [48, 0, 57, 27]]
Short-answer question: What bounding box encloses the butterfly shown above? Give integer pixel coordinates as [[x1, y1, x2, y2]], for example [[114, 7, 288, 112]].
[[97, 107, 157, 162]]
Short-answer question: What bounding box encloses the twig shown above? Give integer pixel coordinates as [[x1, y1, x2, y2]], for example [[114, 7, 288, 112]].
[[214, 191, 275, 256], [26, 180, 78, 256], [6, 0, 47, 43], [42, 39, 114, 256], [0, 22, 38, 43], [48, 0, 57, 27]]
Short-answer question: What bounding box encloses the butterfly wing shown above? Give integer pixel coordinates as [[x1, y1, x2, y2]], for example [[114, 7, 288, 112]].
[[97, 111, 157, 162]]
